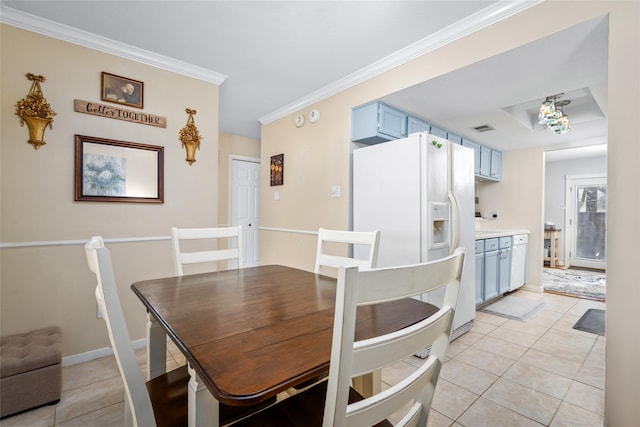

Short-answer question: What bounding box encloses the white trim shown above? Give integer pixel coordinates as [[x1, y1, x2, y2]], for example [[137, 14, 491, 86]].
[[230, 156, 261, 267], [564, 173, 607, 269], [0, 5, 227, 85], [258, 0, 543, 125], [260, 226, 318, 236], [62, 338, 147, 367], [228, 154, 260, 228], [0, 236, 170, 249]]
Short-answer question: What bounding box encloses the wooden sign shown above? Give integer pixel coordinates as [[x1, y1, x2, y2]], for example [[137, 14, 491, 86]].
[[74, 99, 166, 128]]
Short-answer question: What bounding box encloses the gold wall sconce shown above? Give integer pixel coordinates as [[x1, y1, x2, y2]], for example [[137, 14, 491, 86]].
[[15, 73, 57, 150], [178, 108, 202, 165]]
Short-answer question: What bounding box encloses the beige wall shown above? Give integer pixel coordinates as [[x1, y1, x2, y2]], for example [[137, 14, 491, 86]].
[[604, 2, 640, 424], [1, 25, 220, 356], [476, 148, 545, 290], [259, 2, 639, 424]]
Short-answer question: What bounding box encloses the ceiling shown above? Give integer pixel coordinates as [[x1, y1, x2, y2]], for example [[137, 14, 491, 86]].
[[2, 1, 608, 158], [382, 14, 609, 156]]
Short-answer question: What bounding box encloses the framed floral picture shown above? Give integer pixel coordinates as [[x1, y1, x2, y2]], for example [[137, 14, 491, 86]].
[[74, 135, 163, 203], [101, 72, 144, 109]]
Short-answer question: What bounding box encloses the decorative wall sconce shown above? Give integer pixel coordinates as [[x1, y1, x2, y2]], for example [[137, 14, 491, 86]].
[[15, 73, 57, 150], [178, 108, 202, 165]]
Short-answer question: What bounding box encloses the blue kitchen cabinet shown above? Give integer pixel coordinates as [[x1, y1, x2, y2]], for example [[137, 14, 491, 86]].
[[475, 240, 485, 305], [429, 125, 447, 139], [480, 146, 492, 178], [483, 238, 499, 302], [447, 133, 462, 144], [491, 149, 502, 180], [351, 102, 407, 144], [498, 237, 512, 295], [351, 100, 503, 179], [407, 116, 430, 134], [461, 138, 502, 181]]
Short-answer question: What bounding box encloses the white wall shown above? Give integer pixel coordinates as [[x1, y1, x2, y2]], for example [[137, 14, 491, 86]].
[[544, 155, 607, 263]]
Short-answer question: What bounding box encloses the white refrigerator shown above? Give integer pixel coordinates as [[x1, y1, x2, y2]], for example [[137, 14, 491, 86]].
[[353, 132, 476, 340]]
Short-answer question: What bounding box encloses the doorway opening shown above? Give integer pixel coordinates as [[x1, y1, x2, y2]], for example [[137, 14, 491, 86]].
[[565, 174, 607, 270], [543, 150, 607, 301]]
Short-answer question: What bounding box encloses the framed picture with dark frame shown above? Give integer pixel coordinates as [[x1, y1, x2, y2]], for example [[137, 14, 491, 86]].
[[74, 135, 164, 203], [270, 153, 284, 186], [101, 72, 144, 109]]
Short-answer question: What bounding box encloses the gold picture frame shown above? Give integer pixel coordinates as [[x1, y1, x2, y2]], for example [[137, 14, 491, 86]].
[[101, 72, 144, 109]]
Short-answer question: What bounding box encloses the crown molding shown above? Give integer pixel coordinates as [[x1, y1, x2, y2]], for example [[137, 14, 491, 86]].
[[0, 5, 227, 85], [259, 0, 544, 125]]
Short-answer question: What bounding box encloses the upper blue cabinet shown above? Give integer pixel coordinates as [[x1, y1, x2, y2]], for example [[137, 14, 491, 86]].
[[351, 101, 502, 181], [407, 115, 430, 134], [351, 102, 407, 144], [447, 133, 462, 144], [490, 150, 502, 181], [429, 125, 448, 139], [463, 138, 502, 181]]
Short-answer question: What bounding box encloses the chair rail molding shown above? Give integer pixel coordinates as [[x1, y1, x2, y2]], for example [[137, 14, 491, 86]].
[[0, 236, 170, 249]]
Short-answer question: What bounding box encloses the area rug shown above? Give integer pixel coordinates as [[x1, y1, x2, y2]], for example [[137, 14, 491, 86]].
[[543, 268, 606, 301], [573, 308, 605, 336], [481, 295, 546, 322]]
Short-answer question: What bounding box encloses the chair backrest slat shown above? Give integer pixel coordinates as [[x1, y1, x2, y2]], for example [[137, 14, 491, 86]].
[[171, 226, 243, 276], [314, 228, 380, 275]]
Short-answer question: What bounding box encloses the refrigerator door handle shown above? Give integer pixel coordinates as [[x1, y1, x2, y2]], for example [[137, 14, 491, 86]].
[[448, 190, 461, 255]]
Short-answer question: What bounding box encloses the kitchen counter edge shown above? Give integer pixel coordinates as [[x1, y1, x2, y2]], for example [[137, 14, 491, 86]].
[[475, 229, 530, 240]]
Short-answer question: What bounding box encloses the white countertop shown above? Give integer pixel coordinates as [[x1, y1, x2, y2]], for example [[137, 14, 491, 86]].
[[475, 229, 529, 239]]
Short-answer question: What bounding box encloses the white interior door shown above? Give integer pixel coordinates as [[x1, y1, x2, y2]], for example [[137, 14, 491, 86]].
[[231, 157, 260, 267], [565, 174, 607, 270]]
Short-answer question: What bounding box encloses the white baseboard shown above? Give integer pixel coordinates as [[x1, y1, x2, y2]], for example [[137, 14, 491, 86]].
[[62, 338, 147, 367], [522, 284, 543, 293]]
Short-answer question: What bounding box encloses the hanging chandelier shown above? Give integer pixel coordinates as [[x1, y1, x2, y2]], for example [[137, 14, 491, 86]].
[[538, 94, 571, 135]]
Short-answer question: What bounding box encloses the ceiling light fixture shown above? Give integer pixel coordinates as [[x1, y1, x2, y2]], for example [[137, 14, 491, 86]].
[[538, 94, 571, 135]]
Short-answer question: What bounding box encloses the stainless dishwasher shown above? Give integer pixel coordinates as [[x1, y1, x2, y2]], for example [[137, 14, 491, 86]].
[[510, 234, 528, 291]]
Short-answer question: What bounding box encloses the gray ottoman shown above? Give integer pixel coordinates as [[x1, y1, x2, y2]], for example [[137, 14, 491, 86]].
[[0, 327, 62, 418]]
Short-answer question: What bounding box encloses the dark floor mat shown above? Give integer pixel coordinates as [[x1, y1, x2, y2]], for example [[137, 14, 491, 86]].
[[573, 308, 605, 336]]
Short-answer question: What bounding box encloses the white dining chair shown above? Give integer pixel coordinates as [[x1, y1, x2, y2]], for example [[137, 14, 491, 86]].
[[171, 226, 243, 276], [85, 236, 272, 427], [85, 236, 188, 427], [232, 247, 466, 427], [314, 228, 380, 275]]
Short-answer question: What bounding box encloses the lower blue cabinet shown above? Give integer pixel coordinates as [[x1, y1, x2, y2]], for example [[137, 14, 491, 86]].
[[476, 237, 513, 306], [475, 240, 484, 305], [498, 237, 512, 295], [483, 239, 499, 302]]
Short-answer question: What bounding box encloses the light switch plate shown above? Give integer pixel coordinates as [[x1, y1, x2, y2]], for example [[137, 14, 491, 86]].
[[331, 185, 341, 198]]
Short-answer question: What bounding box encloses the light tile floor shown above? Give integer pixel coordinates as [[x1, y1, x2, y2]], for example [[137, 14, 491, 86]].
[[1, 289, 605, 427]]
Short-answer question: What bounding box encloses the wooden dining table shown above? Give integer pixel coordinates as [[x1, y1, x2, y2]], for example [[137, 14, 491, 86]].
[[131, 264, 438, 427]]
